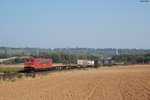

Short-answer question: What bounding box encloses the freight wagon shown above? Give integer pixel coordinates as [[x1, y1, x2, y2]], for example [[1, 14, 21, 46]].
[[94, 59, 113, 66], [24, 58, 52, 72], [77, 59, 94, 67]]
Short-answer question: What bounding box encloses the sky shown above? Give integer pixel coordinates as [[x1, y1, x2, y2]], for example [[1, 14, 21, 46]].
[[0, 0, 150, 49]]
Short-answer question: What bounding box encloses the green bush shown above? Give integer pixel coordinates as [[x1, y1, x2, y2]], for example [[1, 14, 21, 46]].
[[3, 58, 24, 64], [3, 70, 14, 74]]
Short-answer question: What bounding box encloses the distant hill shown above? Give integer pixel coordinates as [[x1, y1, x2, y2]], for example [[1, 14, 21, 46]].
[[0, 47, 150, 57]]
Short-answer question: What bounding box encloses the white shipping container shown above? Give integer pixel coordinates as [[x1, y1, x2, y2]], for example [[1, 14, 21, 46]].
[[77, 59, 94, 67]]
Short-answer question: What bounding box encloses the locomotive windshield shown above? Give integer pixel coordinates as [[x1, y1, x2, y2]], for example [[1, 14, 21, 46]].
[[25, 59, 34, 62]]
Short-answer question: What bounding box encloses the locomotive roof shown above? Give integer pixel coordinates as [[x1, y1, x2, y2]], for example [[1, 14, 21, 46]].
[[25, 58, 51, 60]]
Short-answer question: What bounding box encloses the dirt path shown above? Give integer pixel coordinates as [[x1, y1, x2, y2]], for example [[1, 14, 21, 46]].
[[0, 65, 150, 100]]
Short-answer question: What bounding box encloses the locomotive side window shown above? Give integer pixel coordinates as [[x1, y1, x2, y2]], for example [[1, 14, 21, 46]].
[[30, 59, 34, 62], [40, 59, 48, 63]]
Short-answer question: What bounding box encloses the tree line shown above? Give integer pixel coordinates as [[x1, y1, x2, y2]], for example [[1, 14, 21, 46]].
[[1, 53, 150, 65], [32, 52, 100, 64], [112, 53, 150, 64], [1, 47, 150, 57]]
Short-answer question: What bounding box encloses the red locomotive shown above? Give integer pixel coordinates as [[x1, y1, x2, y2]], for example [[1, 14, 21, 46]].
[[24, 58, 52, 72]]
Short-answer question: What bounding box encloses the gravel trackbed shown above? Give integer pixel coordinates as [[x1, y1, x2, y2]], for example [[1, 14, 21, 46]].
[[0, 65, 150, 100]]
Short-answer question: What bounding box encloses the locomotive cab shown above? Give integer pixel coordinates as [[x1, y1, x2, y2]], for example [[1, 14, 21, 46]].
[[24, 58, 36, 71]]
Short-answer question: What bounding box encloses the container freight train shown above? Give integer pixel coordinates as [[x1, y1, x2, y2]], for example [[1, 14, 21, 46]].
[[24, 58, 52, 72]]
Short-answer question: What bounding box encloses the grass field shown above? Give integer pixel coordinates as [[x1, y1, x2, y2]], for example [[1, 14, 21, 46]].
[[0, 64, 24, 73]]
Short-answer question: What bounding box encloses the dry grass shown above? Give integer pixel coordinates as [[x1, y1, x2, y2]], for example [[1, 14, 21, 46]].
[[0, 64, 24, 73], [0, 64, 23, 68]]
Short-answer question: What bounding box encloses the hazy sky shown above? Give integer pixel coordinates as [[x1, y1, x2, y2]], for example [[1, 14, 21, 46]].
[[0, 0, 150, 48]]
